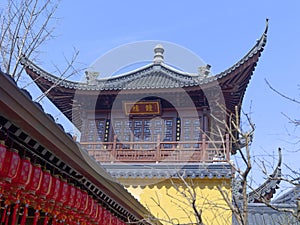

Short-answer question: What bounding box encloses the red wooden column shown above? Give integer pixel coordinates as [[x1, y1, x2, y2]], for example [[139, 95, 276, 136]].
[[156, 135, 161, 162], [111, 135, 117, 162], [202, 134, 207, 162]]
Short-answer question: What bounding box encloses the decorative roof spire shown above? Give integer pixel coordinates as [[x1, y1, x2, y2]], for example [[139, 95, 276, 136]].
[[153, 44, 164, 64], [198, 64, 211, 76], [264, 18, 269, 35]]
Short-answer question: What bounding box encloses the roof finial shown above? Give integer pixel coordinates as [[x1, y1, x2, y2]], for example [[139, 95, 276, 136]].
[[153, 44, 164, 64], [198, 64, 211, 76], [85, 71, 99, 85]]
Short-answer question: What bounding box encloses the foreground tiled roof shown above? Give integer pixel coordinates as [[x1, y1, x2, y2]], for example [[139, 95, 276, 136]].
[[0, 71, 156, 224]]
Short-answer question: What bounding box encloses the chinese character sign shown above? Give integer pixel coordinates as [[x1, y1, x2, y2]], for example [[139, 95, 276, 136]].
[[124, 101, 161, 115]]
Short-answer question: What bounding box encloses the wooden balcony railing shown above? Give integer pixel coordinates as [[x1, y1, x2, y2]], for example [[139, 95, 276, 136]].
[[80, 134, 230, 163]]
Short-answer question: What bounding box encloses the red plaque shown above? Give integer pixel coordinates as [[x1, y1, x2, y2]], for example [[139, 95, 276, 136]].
[[124, 101, 161, 116]]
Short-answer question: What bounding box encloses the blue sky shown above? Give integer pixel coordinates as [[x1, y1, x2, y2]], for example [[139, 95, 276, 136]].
[[21, 1, 300, 191]]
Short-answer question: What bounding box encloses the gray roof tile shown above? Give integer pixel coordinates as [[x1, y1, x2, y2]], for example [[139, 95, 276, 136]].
[[102, 163, 233, 179], [233, 203, 298, 225]]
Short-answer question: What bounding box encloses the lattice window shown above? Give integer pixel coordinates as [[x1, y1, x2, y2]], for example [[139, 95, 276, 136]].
[[182, 117, 201, 148], [113, 120, 132, 145], [84, 119, 106, 143], [112, 118, 174, 149], [96, 120, 105, 141]]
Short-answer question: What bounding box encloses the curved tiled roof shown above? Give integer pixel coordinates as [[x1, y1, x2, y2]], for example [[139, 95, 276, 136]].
[[21, 20, 268, 133], [21, 25, 267, 91], [21, 20, 267, 90]]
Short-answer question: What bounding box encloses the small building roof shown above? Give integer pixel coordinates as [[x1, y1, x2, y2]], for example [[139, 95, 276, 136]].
[[232, 148, 282, 204], [233, 203, 298, 225], [272, 184, 300, 205], [248, 148, 282, 203]]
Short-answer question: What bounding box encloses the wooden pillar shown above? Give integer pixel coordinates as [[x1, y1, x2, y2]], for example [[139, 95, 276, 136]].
[[202, 133, 206, 162], [156, 135, 161, 162], [203, 107, 209, 133], [111, 135, 117, 162]]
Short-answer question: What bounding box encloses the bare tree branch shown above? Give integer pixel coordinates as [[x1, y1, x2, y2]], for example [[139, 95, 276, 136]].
[[0, 0, 60, 81], [265, 79, 300, 105]]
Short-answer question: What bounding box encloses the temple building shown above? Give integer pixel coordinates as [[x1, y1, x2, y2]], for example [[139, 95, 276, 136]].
[[0, 20, 287, 224]]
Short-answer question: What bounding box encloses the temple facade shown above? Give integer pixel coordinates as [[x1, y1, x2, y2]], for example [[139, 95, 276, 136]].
[[8, 20, 285, 224]]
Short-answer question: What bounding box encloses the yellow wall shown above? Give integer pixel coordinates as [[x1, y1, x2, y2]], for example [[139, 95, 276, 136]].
[[118, 177, 232, 225]]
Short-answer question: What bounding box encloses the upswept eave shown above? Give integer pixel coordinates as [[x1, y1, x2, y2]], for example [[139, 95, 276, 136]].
[[213, 19, 268, 82], [248, 147, 282, 203], [233, 147, 282, 203]]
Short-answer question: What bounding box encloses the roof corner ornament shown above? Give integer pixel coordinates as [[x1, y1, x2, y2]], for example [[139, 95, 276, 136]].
[[20, 55, 28, 66], [198, 64, 211, 76], [153, 44, 164, 64], [85, 71, 99, 85]]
